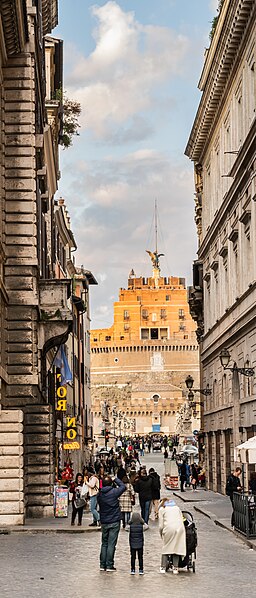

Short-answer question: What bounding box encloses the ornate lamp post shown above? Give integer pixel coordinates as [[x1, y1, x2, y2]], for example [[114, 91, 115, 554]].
[[185, 374, 211, 396], [219, 348, 254, 377]]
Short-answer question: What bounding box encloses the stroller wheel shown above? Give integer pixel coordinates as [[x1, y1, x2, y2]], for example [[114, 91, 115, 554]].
[[192, 561, 196, 573]]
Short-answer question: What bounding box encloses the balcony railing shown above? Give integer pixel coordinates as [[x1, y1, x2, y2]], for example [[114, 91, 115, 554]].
[[233, 492, 256, 538]]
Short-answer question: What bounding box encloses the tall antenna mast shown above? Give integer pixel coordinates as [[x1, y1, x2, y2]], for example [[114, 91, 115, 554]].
[[155, 199, 158, 254]]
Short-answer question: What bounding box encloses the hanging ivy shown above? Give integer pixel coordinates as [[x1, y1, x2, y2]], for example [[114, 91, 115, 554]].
[[209, 0, 225, 42], [59, 93, 82, 149]]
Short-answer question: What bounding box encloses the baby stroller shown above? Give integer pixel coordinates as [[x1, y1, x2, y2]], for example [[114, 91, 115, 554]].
[[167, 511, 197, 573]]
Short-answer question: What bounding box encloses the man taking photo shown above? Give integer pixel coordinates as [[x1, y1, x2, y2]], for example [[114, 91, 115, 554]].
[[98, 475, 126, 571]]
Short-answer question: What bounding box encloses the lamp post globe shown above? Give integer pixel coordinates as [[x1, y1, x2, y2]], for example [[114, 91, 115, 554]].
[[188, 390, 194, 402], [220, 348, 230, 369], [185, 374, 194, 389]]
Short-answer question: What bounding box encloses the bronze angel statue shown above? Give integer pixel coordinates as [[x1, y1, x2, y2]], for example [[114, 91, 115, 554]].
[[146, 250, 164, 269]]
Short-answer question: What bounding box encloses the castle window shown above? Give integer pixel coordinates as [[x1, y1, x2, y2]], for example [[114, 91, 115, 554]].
[[105, 336, 111, 341], [179, 309, 185, 319], [160, 309, 167, 319], [160, 327, 168, 340], [124, 310, 129, 320], [142, 309, 148, 320], [150, 328, 159, 340], [141, 328, 149, 340], [166, 295, 170, 301]]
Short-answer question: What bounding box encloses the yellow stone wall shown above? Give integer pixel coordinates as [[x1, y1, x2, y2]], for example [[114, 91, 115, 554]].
[[91, 275, 197, 345], [91, 271, 199, 436]]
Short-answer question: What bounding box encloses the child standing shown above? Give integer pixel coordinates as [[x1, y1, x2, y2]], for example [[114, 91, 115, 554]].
[[127, 511, 148, 575]]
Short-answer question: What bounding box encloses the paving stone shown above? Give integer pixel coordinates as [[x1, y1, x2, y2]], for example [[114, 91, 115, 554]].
[[1, 455, 255, 598]]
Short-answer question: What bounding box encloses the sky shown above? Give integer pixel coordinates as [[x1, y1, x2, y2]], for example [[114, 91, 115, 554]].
[[54, 0, 219, 328]]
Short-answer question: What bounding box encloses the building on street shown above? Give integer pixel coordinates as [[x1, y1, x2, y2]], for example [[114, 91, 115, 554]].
[[0, 1, 96, 524], [186, 0, 256, 492], [91, 251, 199, 439]]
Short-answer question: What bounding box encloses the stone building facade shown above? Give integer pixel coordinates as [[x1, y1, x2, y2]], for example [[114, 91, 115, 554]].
[[186, 0, 256, 492], [91, 255, 199, 439], [51, 200, 97, 478], [0, 1, 95, 523]]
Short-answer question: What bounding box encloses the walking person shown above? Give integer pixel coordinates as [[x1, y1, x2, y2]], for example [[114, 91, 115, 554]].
[[191, 463, 199, 491], [226, 467, 242, 527], [127, 512, 148, 575], [149, 467, 161, 520], [119, 475, 135, 528], [98, 475, 126, 571], [134, 468, 153, 524], [70, 473, 86, 526], [179, 460, 187, 492], [159, 498, 186, 574], [84, 469, 100, 527]]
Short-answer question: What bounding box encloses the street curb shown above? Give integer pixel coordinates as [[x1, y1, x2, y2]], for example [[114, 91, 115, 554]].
[[173, 492, 209, 503], [0, 527, 101, 535], [194, 506, 256, 551], [193, 505, 215, 519]]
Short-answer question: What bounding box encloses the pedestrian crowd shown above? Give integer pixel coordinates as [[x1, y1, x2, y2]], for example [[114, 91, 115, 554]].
[[177, 460, 205, 491], [64, 437, 194, 575]]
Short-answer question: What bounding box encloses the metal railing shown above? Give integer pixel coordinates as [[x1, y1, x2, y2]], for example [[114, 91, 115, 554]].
[[233, 492, 256, 538]]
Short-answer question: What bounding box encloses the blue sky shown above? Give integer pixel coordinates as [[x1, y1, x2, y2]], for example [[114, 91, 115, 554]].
[[54, 1, 218, 328]]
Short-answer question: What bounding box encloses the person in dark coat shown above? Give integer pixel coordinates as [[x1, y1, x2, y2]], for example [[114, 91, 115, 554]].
[[70, 473, 85, 526], [134, 469, 153, 524], [226, 467, 242, 527], [191, 464, 199, 491], [127, 511, 147, 574], [249, 472, 256, 494], [97, 476, 126, 571], [179, 461, 187, 492], [149, 467, 161, 520]]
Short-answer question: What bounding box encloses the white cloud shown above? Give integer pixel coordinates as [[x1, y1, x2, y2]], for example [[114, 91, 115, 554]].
[[65, 1, 189, 139], [209, 0, 219, 12], [59, 148, 197, 327]]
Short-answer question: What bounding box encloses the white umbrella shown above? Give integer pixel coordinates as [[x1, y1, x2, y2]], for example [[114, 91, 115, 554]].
[[181, 445, 198, 455], [234, 436, 256, 464]]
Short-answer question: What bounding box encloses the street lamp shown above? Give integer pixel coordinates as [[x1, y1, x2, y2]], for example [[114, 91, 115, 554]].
[[112, 405, 117, 438], [185, 374, 211, 396], [219, 348, 254, 377]]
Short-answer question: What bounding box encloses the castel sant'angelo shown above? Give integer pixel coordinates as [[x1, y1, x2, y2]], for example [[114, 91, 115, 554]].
[[91, 249, 200, 438]]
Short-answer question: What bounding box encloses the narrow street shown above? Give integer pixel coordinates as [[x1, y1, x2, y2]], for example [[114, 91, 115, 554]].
[[1, 454, 254, 598]]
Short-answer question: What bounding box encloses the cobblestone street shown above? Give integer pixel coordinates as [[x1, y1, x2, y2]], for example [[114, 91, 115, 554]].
[[1, 455, 255, 598]]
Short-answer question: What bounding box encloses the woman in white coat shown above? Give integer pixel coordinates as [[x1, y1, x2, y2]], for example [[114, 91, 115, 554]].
[[159, 498, 186, 574]]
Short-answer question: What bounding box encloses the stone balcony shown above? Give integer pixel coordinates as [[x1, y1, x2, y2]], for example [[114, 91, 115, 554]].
[[38, 279, 73, 379]]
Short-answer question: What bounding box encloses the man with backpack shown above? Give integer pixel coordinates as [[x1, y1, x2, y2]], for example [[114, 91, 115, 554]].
[[226, 467, 242, 527]]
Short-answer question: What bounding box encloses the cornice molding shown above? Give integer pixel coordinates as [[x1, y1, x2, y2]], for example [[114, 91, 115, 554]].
[[185, 0, 255, 162], [197, 118, 256, 258], [0, 0, 27, 56], [42, 0, 58, 36], [55, 208, 77, 250]]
